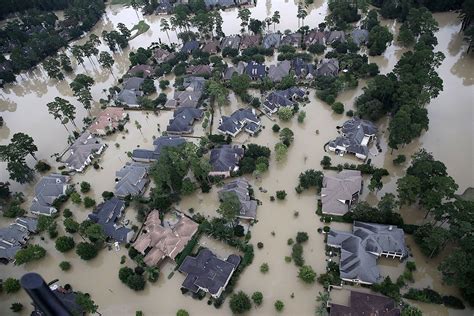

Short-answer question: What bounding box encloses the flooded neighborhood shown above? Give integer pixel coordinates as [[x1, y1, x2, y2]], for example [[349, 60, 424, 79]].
[[0, 0, 473, 316]]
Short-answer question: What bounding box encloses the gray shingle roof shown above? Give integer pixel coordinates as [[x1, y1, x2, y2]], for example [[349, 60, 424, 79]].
[[304, 30, 326, 46], [88, 198, 132, 243], [263, 33, 281, 49], [292, 58, 316, 79], [30, 174, 70, 215], [0, 217, 38, 261], [245, 61, 266, 80], [217, 108, 260, 137], [218, 179, 257, 220], [326, 30, 346, 44], [321, 170, 362, 215], [63, 132, 106, 172], [123, 77, 144, 91], [328, 118, 378, 159], [223, 61, 245, 80], [178, 248, 241, 297], [220, 35, 241, 50], [268, 60, 291, 82], [330, 290, 400, 316], [115, 162, 149, 198], [209, 145, 244, 173], [240, 34, 261, 49], [263, 87, 305, 113], [316, 58, 339, 77], [132, 136, 186, 162], [351, 29, 369, 46], [181, 41, 200, 54], [167, 107, 203, 134], [281, 32, 302, 47]]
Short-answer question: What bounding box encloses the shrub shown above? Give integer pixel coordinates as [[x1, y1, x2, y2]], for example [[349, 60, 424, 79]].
[[257, 242, 264, 249], [298, 265, 317, 283], [323, 226, 330, 233], [272, 124, 281, 133], [291, 243, 304, 266], [277, 107, 294, 121], [274, 300, 284, 312], [35, 161, 51, 172], [346, 109, 354, 117], [83, 197, 96, 208], [70, 192, 81, 204], [287, 238, 294, 245], [64, 217, 79, 234], [159, 79, 170, 90], [80, 182, 91, 193], [229, 291, 252, 314], [406, 261, 416, 272], [3, 203, 25, 218], [296, 232, 309, 243], [126, 274, 146, 291], [55, 236, 75, 252], [403, 288, 443, 304], [4, 278, 21, 293], [308, 43, 326, 54], [76, 242, 98, 260], [251, 291, 263, 306], [276, 190, 287, 200], [176, 310, 189, 316], [393, 154, 406, 165], [285, 256, 292, 263], [260, 263, 269, 273], [63, 209, 73, 218], [320, 156, 332, 168], [102, 191, 114, 200], [59, 261, 71, 271], [10, 303, 23, 312], [14, 245, 46, 265], [297, 110, 306, 123], [331, 102, 344, 114]]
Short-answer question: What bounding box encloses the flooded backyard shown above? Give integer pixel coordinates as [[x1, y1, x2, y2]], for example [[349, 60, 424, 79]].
[[0, 1, 473, 315]]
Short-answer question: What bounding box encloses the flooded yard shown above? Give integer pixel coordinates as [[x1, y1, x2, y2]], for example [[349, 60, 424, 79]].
[[0, 1, 473, 316]]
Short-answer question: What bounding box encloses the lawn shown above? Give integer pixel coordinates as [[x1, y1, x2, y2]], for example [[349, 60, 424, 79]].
[[130, 20, 150, 40]]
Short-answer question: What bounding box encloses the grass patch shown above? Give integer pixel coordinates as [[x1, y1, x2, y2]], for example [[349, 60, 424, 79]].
[[130, 20, 150, 40], [110, 0, 132, 5]]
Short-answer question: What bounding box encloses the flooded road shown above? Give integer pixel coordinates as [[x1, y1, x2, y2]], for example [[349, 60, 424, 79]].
[[0, 1, 473, 316]]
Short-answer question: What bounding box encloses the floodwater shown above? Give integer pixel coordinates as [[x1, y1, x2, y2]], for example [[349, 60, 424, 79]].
[[0, 1, 473, 315]]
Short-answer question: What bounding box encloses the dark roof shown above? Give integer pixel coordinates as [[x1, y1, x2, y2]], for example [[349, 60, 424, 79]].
[[178, 248, 241, 297], [167, 107, 203, 134], [218, 179, 257, 219], [292, 58, 316, 78], [263, 33, 281, 49], [217, 108, 260, 136], [210, 145, 244, 172], [132, 136, 186, 161], [240, 34, 261, 49], [351, 29, 369, 46], [220, 35, 241, 50], [115, 162, 149, 198], [244, 61, 266, 80], [330, 291, 400, 316], [53, 288, 84, 315], [181, 41, 200, 54], [201, 40, 220, 54], [281, 32, 302, 47], [316, 58, 339, 77], [304, 30, 326, 45], [88, 198, 132, 243]]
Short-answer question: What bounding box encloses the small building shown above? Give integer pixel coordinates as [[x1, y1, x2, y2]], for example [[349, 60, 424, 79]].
[[114, 162, 150, 198], [154, 48, 171, 63], [218, 179, 257, 220], [281, 32, 302, 48], [326, 30, 346, 44], [178, 248, 241, 298], [165, 76, 205, 108], [245, 61, 266, 80], [30, 174, 70, 216], [304, 29, 326, 46], [63, 132, 106, 172], [351, 29, 369, 46], [133, 210, 199, 266], [209, 145, 244, 178], [117, 77, 144, 106], [223, 61, 245, 81], [156, 0, 173, 14], [316, 58, 340, 77], [292, 58, 316, 80], [132, 136, 186, 163], [327, 118, 378, 160], [263, 33, 281, 49], [181, 41, 200, 54], [321, 170, 362, 216], [167, 107, 203, 135], [201, 40, 220, 54], [0, 217, 38, 263], [126, 64, 154, 78], [240, 34, 261, 50], [262, 87, 305, 114], [327, 221, 408, 285], [186, 64, 212, 76], [88, 108, 127, 136], [268, 60, 291, 82], [220, 35, 241, 50], [217, 108, 261, 137], [88, 198, 133, 243], [329, 290, 401, 315]]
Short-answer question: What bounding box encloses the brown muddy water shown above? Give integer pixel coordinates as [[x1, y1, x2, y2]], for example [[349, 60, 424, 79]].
[[0, 1, 473, 315]]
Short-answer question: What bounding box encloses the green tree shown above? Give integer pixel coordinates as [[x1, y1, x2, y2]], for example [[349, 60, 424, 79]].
[[43, 57, 64, 80], [55, 236, 75, 252], [218, 192, 240, 225], [274, 142, 288, 162], [10, 303, 23, 313], [84, 223, 106, 243], [80, 182, 91, 193], [277, 107, 294, 121], [207, 80, 229, 107], [10, 133, 39, 161], [251, 291, 263, 306], [297, 110, 306, 123], [368, 25, 393, 56], [76, 242, 98, 260], [274, 300, 285, 312], [272, 11, 281, 31], [64, 217, 80, 234], [237, 8, 251, 32], [59, 53, 73, 73], [230, 73, 251, 96], [260, 262, 269, 273], [279, 128, 294, 146], [331, 102, 344, 114], [15, 244, 46, 265], [59, 261, 71, 271], [176, 310, 189, 316], [401, 305, 423, 316], [160, 18, 171, 42], [75, 292, 98, 314], [298, 265, 317, 283], [229, 291, 252, 314], [99, 51, 115, 78], [3, 278, 21, 293], [83, 197, 96, 208]]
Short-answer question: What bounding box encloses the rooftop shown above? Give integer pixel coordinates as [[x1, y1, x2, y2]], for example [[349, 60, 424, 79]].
[[88, 198, 132, 243], [63, 132, 106, 172], [321, 170, 362, 215], [30, 174, 70, 216], [114, 162, 149, 198], [209, 145, 244, 173], [330, 290, 400, 316], [218, 179, 257, 220]]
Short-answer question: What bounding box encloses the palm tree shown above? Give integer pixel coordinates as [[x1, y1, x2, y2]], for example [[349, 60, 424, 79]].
[[297, 5, 308, 27], [160, 18, 171, 43], [170, 16, 179, 39], [98, 51, 116, 79], [272, 11, 281, 31], [237, 8, 251, 33], [47, 98, 72, 134], [130, 0, 140, 20], [71, 45, 85, 69], [315, 291, 330, 316]]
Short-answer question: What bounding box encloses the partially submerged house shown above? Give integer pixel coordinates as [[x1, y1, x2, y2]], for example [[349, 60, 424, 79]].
[[263, 33, 281, 49], [326, 30, 346, 44], [220, 35, 241, 50], [316, 58, 340, 77], [304, 30, 326, 46], [218, 179, 257, 220], [281, 32, 302, 48], [178, 248, 241, 298], [167, 107, 203, 135], [321, 170, 362, 216], [240, 34, 261, 50], [327, 118, 378, 160], [223, 61, 245, 81], [63, 131, 106, 172], [165, 76, 205, 108], [327, 221, 408, 284], [156, 0, 173, 14], [115, 162, 150, 198], [30, 174, 70, 216], [186, 64, 212, 76], [292, 58, 316, 80], [133, 210, 199, 266], [117, 77, 144, 106], [329, 290, 401, 315], [201, 40, 220, 54], [217, 108, 261, 137], [209, 145, 244, 178], [204, 0, 236, 9], [88, 198, 133, 243], [88, 108, 127, 136], [268, 60, 291, 82], [245, 61, 266, 80], [181, 41, 200, 54], [0, 217, 38, 263], [127, 64, 154, 78], [351, 29, 369, 46], [132, 136, 186, 162], [262, 87, 306, 114]]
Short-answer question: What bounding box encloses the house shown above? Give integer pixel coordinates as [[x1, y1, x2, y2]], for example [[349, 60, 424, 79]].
[[186, 64, 212, 76], [30, 174, 70, 216], [114, 162, 150, 198], [263, 33, 281, 49], [327, 118, 378, 160], [239, 34, 261, 50], [133, 210, 199, 266], [268, 60, 291, 82], [223, 61, 245, 81], [117, 77, 144, 106], [220, 35, 241, 50], [167, 107, 203, 134], [351, 29, 369, 46], [262, 87, 305, 114], [156, 0, 173, 14], [0, 217, 38, 263], [316, 58, 340, 77], [88, 108, 127, 136], [132, 136, 186, 162], [181, 41, 200, 54], [292, 58, 316, 80], [218, 179, 257, 220], [201, 40, 220, 54], [63, 131, 106, 172], [165, 76, 205, 108], [178, 248, 241, 298], [304, 30, 326, 46], [127, 64, 154, 78], [217, 108, 261, 137], [183, 76, 206, 93], [326, 30, 346, 44], [88, 198, 133, 243], [327, 221, 408, 284], [153, 48, 171, 63], [204, 0, 235, 9], [329, 290, 401, 316], [245, 61, 266, 80], [321, 170, 362, 216], [209, 145, 244, 178], [281, 32, 302, 48]]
